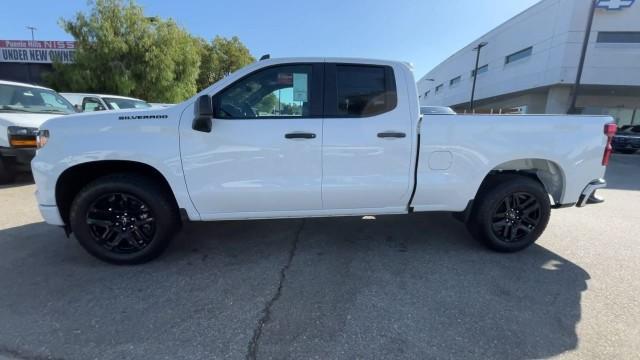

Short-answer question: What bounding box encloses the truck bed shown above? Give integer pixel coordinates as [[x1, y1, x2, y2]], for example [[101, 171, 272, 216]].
[[411, 114, 612, 212]]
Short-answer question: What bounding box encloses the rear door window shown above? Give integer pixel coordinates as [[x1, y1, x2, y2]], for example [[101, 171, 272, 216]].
[[325, 64, 397, 117]]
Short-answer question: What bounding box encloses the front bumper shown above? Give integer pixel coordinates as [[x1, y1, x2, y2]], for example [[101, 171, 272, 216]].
[[38, 204, 65, 226], [577, 179, 607, 208], [0, 146, 36, 171]]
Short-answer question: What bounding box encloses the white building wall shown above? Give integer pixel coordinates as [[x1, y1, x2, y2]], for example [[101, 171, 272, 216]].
[[419, 0, 640, 109]]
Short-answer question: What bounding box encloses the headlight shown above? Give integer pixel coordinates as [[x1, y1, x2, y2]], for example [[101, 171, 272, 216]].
[[36, 129, 50, 149], [7, 126, 38, 148]]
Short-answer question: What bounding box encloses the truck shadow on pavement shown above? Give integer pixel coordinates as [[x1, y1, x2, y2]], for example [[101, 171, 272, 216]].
[[0, 213, 589, 360]]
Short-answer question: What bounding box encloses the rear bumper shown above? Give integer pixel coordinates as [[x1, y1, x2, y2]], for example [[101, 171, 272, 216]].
[[38, 204, 65, 226], [577, 179, 607, 208]]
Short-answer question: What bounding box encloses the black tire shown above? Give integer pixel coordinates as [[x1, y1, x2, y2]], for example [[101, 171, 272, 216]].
[[0, 156, 17, 184], [69, 174, 180, 265], [468, 174, 551, 253]]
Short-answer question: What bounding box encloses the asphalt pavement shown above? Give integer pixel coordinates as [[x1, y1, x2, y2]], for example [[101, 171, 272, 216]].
[[0, 154, 638, 360]]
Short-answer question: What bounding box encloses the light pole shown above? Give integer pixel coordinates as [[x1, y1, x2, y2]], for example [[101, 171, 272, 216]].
[[470, 41, 488, 113], [568, 0, 598, 114], [573, 0, 603, 203], [25, 26, 37, 83], [26, 26, 37, 41]]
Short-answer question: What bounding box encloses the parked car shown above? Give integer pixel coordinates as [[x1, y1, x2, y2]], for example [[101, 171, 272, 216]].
[[420, 106, 456, 115], [0, 80, 76, 183], [60, 93, 152, 112], [32, 58, 614, 264], [612, 125, 640, 154]]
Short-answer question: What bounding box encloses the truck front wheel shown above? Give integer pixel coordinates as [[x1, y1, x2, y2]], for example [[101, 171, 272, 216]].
[[468, 175, 551, 252], [69, 174, 180, 265]]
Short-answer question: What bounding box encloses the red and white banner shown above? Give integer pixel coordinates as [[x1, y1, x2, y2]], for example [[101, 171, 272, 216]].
[[0, 40, 77, 64]]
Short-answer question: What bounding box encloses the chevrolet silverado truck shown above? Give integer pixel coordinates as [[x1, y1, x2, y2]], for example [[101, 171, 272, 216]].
[[32, 58, 615, 264], [1, 80, 76, 183]]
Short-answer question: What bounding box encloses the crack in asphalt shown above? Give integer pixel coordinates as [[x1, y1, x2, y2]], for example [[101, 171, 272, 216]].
[[245, 219, 305, 360]]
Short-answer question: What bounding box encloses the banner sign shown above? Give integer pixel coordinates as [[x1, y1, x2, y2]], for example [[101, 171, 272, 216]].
[[0, 40, 77, 64]]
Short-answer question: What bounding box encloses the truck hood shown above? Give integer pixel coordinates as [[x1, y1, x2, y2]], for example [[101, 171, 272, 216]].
[[0, 112, 65, 128]]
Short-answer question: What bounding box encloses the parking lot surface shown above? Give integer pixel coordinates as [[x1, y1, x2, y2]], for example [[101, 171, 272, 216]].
[[0, 155, 639, 360]]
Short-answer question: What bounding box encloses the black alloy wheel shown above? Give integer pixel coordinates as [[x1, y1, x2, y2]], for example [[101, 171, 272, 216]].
[[70, 174, 179, 265], [490, 192, 541, 243], [86, 193, 156, 254], [468, 174, 551, 253]]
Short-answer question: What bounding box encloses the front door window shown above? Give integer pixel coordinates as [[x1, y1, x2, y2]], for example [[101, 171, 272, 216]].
[[215, 64, 313, 119]]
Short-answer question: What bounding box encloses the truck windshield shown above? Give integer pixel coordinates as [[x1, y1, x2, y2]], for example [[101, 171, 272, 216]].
[[0, 84, 76, 115], [102, 97, 152, 110]]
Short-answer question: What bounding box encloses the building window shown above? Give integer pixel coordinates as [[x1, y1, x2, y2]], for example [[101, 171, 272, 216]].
[[435, 84, 443, 93], [449, 76, 461, 87], [597, 32, 640, 44], [471, 64, 488, 77], [505, 47, 533, 64]]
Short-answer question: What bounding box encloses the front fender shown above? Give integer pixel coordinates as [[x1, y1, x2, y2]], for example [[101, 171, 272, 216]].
[[32, 106, 200, 220]]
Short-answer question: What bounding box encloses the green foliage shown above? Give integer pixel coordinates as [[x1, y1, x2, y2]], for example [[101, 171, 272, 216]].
[[196, 36, 255, 91], [278, 102, 302, 116], [255, 93, 277, 114], [45, 0, 254, 103]]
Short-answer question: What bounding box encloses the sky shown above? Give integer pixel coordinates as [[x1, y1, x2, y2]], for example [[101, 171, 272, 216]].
[[1, 0, 540, 77]]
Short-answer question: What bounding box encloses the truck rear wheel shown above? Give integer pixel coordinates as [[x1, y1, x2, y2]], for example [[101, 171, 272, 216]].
[[468, 174, 551, 252], [69, 174, 180, 265]]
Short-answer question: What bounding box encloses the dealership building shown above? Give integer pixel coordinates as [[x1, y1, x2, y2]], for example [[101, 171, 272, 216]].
[[0, 40, 76, 85], [418, 0, 640, 126]]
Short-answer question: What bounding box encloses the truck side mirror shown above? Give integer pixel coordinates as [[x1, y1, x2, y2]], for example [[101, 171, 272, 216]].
[[192, 95, 213, 133]]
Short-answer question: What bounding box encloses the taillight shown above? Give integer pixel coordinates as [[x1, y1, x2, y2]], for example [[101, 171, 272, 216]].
[[602, 123, 617, 166]]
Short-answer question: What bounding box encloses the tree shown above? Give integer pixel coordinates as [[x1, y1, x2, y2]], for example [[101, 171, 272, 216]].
[[196, 36, 255, 91], [45, 0, 201, 103], [256, 93, 277, 114]]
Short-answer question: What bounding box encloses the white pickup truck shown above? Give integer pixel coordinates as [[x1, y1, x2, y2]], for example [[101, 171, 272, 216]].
[[32, 58, 615, 264]]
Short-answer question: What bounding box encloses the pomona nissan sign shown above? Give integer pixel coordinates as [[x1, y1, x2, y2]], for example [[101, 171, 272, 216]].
[[0, 40, 76, 64]]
